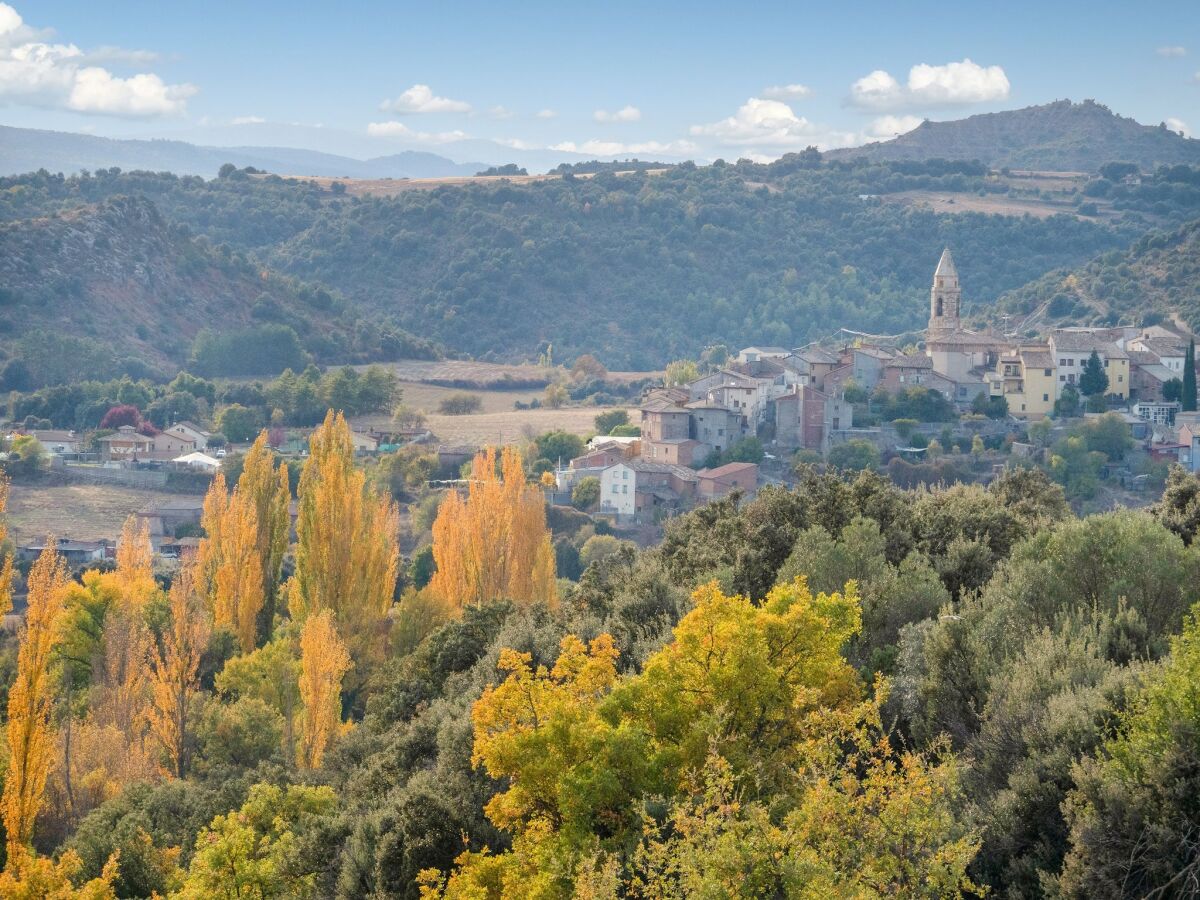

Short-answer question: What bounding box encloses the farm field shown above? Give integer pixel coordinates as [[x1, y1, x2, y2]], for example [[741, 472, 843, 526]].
[[355, 405, 642, 446], [261, 169, 669, 198], [357, 358, 658, 387], [6, 483, 197, 544]]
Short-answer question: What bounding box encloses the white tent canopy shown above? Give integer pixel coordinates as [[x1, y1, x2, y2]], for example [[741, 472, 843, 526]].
[[173, 451, 221, 472]]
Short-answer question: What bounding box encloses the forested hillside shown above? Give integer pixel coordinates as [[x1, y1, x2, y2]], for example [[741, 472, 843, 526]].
[[831, 99, 1200, 172], [997, 216, 1200, 332], [0, 163, 1143, 368], [0, 196, 436, 388]]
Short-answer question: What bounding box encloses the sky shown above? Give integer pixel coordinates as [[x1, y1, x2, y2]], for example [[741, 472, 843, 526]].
[[1, 0, 1197, 163]]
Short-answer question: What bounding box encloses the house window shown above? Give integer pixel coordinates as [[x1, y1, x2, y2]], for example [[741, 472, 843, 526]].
[[1044, 368, 1052, 376], [611, 484, 619, 493], [622, 470, 628, 479], [1118, 375, 1123, 383], [1103, 359, 1109, 368], [832, 418, 840, 429], [1060, 375, 1066, 381], [1059, 359, 1066, 366], [718, 428, 724, 437], [1043, 394, 1049, 402], [622, 485, 628, 494]]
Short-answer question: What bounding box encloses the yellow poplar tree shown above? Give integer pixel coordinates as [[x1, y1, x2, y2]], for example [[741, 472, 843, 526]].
[[429, 446, 557, 610], [0, 476, 14, 618], [198, 475, 265, 652], [237, 432, 291, 637], [148, 562, 210, 778], [297, 610, 351, 769], [3, 543, 69, 862], [114, 516, 153, 594], [290, 411, 399, 660]]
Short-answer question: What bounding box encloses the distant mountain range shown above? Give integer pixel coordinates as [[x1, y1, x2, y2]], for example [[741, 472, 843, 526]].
[[829, 100, 1200, 173], [0, 125, 491, 179]]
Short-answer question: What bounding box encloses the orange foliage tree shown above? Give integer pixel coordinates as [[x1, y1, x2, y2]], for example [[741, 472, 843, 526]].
[[148, 562, 211, 778], [114, 515, 153, 597], [290, 411, 398, 660], [297, 610, 351, 769], [3, 543, 69, 862], [429, 446, 557, 611]]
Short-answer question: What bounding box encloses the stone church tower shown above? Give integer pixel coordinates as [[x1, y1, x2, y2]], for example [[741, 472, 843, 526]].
[[927, 248, 961, 336]]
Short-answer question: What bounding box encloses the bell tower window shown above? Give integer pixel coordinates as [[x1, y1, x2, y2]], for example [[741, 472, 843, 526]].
[[935, 296, 943, 317]]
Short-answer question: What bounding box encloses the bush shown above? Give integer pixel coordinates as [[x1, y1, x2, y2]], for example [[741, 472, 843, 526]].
[[438, 393, 483, 415], [828, 439, 881, 472], [571, 476, 601, 510]]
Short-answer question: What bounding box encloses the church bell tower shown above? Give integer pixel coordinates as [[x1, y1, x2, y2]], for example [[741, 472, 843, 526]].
[[928, 248, 961, 336]]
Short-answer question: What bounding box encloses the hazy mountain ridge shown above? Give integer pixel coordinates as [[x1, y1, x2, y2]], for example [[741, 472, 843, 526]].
[[830, 100, 1200, 173], [0, 125, 489, 179]]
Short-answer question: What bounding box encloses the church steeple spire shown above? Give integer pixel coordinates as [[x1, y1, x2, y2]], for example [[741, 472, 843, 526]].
[[928, 247, 961, 335]]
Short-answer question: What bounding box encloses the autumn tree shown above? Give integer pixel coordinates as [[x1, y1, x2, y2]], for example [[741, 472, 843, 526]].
[[114, 516, 153, 596], [148, 563, 211, 778], [197, 473, 265, 652], [422, 578, 978, 896], [3, 543, 69, 862], [429, 446, 557, 610], [297, 610, 351, 769], [237, 432, 291, 639], [290, 411, 399, 661]]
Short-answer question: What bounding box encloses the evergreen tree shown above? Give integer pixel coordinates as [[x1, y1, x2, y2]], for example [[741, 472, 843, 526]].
[[1079, 350, 1108, 397], [1184, 339, 1197, 412]]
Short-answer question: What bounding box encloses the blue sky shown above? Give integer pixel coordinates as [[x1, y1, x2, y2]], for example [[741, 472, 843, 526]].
[[2, 0, 1197, 162]]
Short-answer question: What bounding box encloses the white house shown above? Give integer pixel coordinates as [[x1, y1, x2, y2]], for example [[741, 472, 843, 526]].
[[599, 462, 638, 517]]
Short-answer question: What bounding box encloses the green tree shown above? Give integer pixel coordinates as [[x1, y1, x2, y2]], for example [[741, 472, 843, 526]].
[[437, 394, 482, 415], [664, 359, 700, 387], [593, 409, 629, 435], [215, 404, 264, 443], [1079, 350, 1109, 397], [570, 476, 600, 510], [1184, 338, 1197, 412], [1054, 384, 1081, 418], [828, 439, 881, 472], [176, 784, 336, 899]]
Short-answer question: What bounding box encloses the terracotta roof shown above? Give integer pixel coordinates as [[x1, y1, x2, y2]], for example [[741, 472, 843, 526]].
[[1050, 331, 1130, 358], [926, 329, 1001, 348], [641, 397, 688, 413], [887, 354, 933, 369], [794, 347, 839, 365], [698, 462, 759, 481], [1020, 349, 1055, 368], [1134, 337, 1186, 358]]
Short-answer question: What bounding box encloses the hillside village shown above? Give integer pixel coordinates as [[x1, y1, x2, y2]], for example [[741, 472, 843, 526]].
[[8, 248, 1200, 552], [547, 248, 1200, 522]]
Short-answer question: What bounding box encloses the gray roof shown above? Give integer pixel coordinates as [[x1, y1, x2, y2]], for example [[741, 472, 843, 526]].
[[1050, 330, 1130, 358]]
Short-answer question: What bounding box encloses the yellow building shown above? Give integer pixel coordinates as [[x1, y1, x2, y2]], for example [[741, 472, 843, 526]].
[[988, 346, 1057, 418], [1048, 332, 1129, 401]]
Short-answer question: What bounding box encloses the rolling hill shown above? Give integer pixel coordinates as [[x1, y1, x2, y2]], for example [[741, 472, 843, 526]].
[[830, 100, 1200, 173], [995, 217, 1200, 333], [0, 196, 434, 387]]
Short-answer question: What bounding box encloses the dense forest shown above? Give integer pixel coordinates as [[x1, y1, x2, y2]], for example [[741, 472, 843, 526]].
[[0, 160, 1150, 369], [0, 195, 436, 389], [4, 410, 1200, 896], [997, 214, 1200, 333]]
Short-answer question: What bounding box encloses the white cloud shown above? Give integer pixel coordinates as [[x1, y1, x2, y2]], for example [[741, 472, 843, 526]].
[[690, 97, 821, 147], [487, 105, 513, 119], [549, 138, 696, 157], [593, 104, 641, 123], [496, 137, 538, 150], [762, 83, 812, 99], [869, 114, 923, 138], [68, 68, 196, 116], [536, 108, 557, 119], [1165, 117, 1190, 137], [366, 120, 469, 143], [379, 83, 471, 115], [231, 115, 265, 125], [0, 3, 193, 117], [1157, 46, 1187, 57], [849, 58, 1009, 109]]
